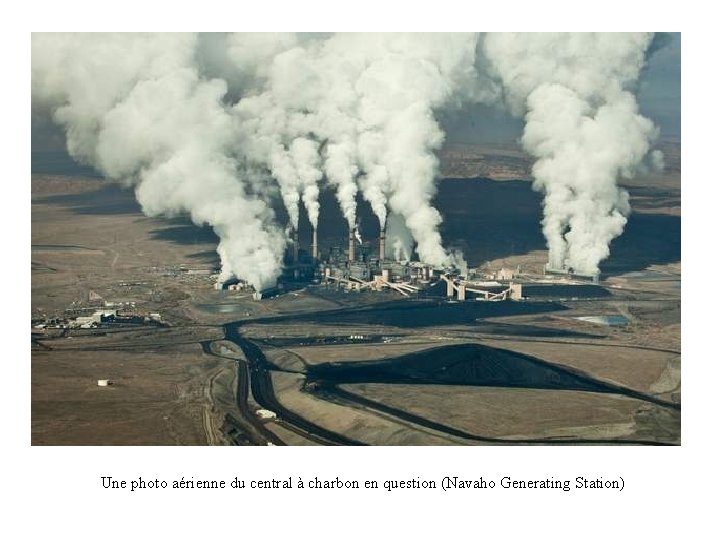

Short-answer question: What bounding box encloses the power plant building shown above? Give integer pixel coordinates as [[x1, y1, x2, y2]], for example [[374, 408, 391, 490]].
[[214, 218, 538, 303]]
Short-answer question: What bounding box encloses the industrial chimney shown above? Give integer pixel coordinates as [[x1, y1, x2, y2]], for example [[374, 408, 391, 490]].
[[292, 229, 299, 263], [311, 226, 318, 260], [379, 227, 386, 261], [348, 226, 356, 262]]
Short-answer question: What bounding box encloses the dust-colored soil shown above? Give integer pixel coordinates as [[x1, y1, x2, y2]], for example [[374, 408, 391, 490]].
[[270, 371, 461, 445], [31, 176, 238, 444], [338, 383, 677, 442], [31, 343, 234, 445], [31, 155, 680, 445]]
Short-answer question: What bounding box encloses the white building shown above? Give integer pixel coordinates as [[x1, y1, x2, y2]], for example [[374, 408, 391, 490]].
[[255, 409, 277, 420]]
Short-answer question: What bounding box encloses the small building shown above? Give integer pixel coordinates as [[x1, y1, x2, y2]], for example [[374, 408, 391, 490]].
[[253, 285, 281, 301], [255, 409, 277, 420], [95, 309, 117, 322], [348, 263, 370, 280], [72, 316, 96, 328], [497, 267, 516, 281], [544, 264, 600, 284], [383, 261, 410, 279]]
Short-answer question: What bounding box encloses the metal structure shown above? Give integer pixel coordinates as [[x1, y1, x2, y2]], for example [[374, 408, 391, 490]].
[[379, 227, 386, 261], [292, 229, 299, 263], [348, 226, 356, 262], [214, 214, 530, 302], [311, 226, 318, 260], [441, 275, 521, 301], [325, 273, 420, 297], [544, 264, 600, 284]]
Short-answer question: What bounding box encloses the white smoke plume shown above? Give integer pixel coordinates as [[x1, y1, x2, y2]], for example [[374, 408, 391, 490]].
[[33, 32, 483, 291], [36, 33, 658, 289], [350, 33, 482, 266], [482, 33, 659, 275], [448, 249, 469, 277], [290, 138, 323, 228], [386, 212, 414, 262], [32, 33, 286, 290], [227, 33, 482, 266]]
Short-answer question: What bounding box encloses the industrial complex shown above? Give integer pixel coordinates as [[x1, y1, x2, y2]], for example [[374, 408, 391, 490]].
[[212, 221, 597, 303], [31, 168, 681, 448]]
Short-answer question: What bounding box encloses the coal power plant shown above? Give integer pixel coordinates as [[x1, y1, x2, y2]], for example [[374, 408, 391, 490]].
[[31, 33, 662, 294], [216, 216, 455, 300], [31, 32, 680, 452], [214, 212, 544, 304]]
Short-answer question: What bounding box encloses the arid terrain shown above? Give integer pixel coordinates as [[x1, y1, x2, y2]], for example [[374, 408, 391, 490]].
[[31, 142, 680, 445]]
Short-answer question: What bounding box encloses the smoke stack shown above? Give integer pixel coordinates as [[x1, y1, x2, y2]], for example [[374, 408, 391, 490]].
[[379, 227, 386, 261], [311, 226, 318, 260], [292, 229, 299, 263], [349, 226, 356, 262]]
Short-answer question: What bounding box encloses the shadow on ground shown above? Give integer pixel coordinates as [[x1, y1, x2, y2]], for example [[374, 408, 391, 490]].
[[35, 176, 680, 274]]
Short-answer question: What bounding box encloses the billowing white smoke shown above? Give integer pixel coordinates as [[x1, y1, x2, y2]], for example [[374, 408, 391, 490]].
[[347, 33, 483, 266], [386, 212, 414, 262], [32, 33, 286, 290], [230, 34, 354, 232], [448, 250, 469, 277], [229, 33, 481, 265], [482, 33, 659, 275], [290, 138, 323, 228], [38, 33, 655, 288]]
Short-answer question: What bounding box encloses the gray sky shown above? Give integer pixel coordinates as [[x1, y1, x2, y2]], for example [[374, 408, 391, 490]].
[[637, 32, 681, 139]]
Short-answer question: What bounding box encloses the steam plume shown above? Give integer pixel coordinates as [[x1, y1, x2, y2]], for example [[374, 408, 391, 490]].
[[34, 33, 657, 288], [482, 33, 659, 275], [386, 212, 413, 262], [32, 33, 286, 290], [33, 32, 479, 289], [228, 33, 481, 266]]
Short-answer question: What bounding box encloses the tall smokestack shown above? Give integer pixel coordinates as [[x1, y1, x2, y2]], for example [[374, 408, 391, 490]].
[[349, 226, 356, 262], [379, 227, 386, 261], [292, 229, 299, 263], [311, 226, 318, 260]]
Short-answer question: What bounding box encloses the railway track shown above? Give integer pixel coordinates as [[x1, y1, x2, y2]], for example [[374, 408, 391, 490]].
[[228, 334, 365, 446], [200, 341, 284, 446]]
